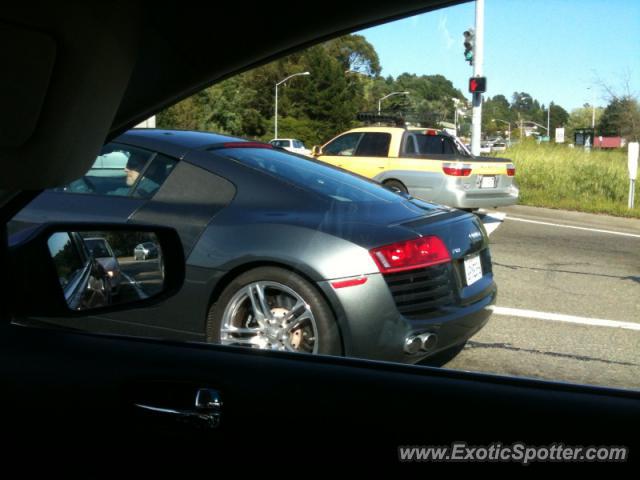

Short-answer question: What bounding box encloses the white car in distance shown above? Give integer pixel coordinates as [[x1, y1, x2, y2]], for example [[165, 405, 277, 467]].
[[269, 138, 311, 156]]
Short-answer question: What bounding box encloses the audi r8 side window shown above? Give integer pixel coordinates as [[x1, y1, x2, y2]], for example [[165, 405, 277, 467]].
[[131, 154, 178, 199]]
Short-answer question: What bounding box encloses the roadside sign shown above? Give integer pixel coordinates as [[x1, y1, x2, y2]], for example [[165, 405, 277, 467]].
[[628, 142, 638, 209], [555, 127, 565, 143], [629, 142, 638, 180]]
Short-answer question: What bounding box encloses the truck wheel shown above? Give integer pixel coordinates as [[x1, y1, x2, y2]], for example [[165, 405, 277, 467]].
[[383, 179, 408, 194]]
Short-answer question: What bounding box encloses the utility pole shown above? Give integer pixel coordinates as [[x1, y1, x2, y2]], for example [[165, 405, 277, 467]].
[[470, 0, 485, 156], [587, 87, 595, 128], [519, 114, 523, 140], [547, 103, 551, 139]]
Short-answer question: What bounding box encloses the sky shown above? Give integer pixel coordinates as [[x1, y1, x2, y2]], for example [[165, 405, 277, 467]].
[[358, 0, 640, 112]]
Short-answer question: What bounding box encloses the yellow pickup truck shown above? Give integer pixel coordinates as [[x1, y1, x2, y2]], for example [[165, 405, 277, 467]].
[[311, 125, 519, 210]]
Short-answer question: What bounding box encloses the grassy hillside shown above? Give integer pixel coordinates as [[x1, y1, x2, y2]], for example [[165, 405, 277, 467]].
[[493, 141, 640, 218]]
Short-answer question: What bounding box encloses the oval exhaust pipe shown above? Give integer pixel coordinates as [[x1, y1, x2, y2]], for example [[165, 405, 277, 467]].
[[404, 335, 422, 355], [419, 333, 438, 352]]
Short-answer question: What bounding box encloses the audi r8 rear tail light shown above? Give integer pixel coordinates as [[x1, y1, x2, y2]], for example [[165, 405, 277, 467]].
[[370, 236, 451, 274], [442, 163, 472, 176], [506, 163, 516, 176]]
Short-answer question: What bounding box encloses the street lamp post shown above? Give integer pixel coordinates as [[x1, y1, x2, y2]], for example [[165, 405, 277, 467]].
[[547, 103, 551, 138], [522, 120, 549, 141], [587, 87, 596, 128], [377, 91, 410, 114], [452, 98, 461, 135], [493, 118, 511, 146], [523, 120, 549, 133], [345, 69, 369, 77], [274, 72, 310, 139]]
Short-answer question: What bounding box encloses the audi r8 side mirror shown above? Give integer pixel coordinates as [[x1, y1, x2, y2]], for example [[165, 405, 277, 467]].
[[311, 145, 322, 156], [7, 223, 184, 317]]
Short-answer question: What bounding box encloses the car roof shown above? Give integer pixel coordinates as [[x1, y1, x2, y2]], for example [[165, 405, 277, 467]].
[[342, 126, 407, 135], [115, 129, 244, 157]]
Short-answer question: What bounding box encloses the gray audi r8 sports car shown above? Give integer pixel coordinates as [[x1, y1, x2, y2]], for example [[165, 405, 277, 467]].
[[11, 129, 496, 364]]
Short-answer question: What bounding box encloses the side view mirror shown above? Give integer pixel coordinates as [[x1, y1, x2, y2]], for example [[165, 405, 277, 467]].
[[8, 223, 184, 316], [311, 145, 322, 157]]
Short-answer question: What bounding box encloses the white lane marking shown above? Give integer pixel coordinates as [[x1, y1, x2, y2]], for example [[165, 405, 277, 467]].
[[504, 216, 640, 239], [479, 211, 506, 236], [489, 306, 640, 332], [122, 272, 149, 300]]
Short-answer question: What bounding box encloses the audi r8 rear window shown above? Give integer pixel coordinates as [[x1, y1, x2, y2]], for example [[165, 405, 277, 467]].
[[218, 148, 403, 203]]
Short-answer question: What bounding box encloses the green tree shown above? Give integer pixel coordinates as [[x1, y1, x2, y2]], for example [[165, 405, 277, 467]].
[[323, 34, 381, 76], [483, 94, 512, 136], [598, 96, 640, 141]]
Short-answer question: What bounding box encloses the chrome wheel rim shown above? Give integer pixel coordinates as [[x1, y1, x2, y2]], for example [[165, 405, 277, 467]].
[[220, 281, 318, 353]]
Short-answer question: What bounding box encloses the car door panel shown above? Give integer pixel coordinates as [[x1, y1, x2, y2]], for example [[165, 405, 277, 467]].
[[9, 191, 146, 234], [2, 322, 637, 457]]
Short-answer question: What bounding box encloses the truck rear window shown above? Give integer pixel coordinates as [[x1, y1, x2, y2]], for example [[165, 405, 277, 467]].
[[415, 135, 456, 155]]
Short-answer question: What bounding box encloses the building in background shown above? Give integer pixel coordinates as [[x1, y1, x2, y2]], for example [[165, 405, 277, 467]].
[[135, 116, 156, 128]]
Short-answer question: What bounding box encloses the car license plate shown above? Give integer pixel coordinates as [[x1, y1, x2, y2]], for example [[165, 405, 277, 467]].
[[479, 175, 497, 188], [464, 254, 483, 286]]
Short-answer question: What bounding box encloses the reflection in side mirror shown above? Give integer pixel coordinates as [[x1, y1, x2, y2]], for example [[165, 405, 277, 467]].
[[47, 231, 166, 311], [311, 145, 322, 156]]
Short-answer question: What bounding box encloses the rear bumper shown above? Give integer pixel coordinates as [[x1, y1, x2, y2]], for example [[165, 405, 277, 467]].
[[318, 273, 496, 365], [410, 184, 519, 209]]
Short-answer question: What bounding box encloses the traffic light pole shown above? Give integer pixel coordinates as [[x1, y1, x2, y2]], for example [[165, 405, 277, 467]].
[[471, 0, 484, 156]]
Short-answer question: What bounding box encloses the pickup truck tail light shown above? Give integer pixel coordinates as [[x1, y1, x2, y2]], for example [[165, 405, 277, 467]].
[[506, 163, 516, 176], [442, 163, 473, 176], [370, 236, 451, 274]]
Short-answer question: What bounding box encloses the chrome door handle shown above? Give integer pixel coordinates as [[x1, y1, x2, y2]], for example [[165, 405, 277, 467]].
[[135, 388, 222, 429]]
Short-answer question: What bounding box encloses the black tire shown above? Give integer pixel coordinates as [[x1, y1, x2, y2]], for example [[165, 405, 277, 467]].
[[418, 341, 467, 367], [207, 266, 342, 356], [383, 179, 408, 194]]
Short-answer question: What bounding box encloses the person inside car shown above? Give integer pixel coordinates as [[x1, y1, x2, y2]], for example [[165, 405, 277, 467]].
[[124, 155, 146, 187], [107, 154, 148, 196]]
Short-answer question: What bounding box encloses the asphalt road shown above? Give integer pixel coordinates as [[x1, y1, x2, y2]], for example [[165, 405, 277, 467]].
[[443, 205, 640, 390]]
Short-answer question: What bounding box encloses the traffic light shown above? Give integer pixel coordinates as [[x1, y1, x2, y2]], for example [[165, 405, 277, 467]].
[[469, 77, 486, 94], [463, 28, 474, 65]]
